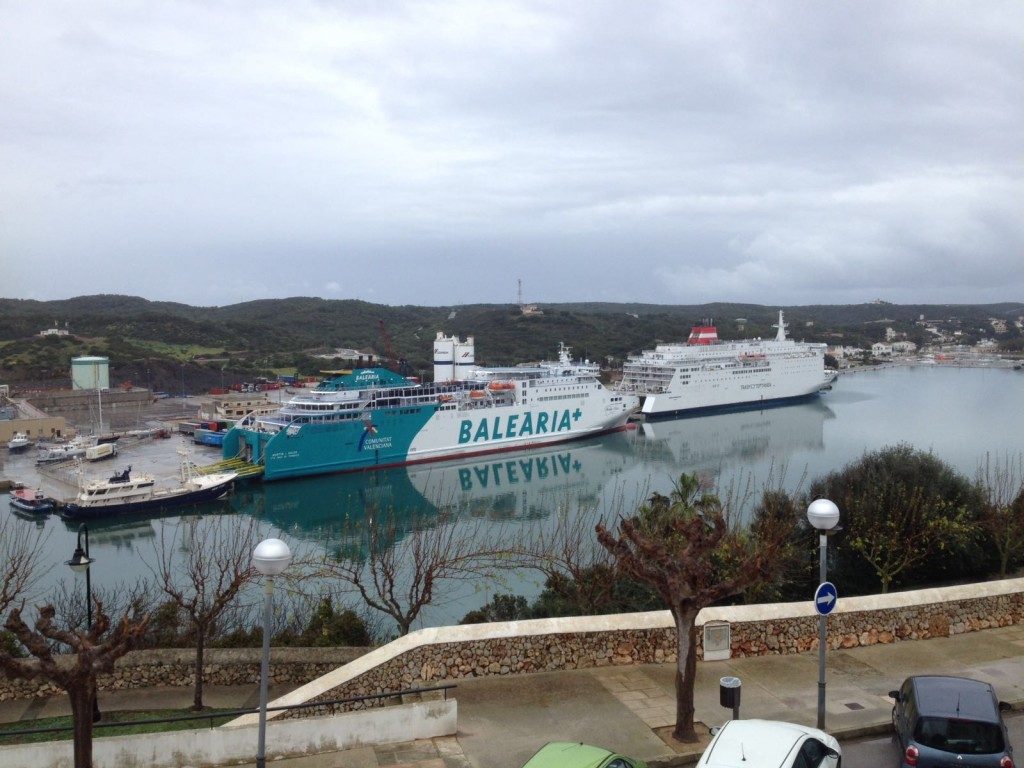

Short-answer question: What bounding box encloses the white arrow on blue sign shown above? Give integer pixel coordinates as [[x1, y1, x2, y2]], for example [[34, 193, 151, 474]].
[[814, 581, 838, 616]]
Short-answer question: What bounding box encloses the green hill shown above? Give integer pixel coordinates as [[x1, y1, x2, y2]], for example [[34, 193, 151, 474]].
[[1, 295, 1020, 390]]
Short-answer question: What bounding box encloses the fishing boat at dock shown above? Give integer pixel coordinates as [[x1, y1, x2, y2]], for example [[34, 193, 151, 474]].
[[9, 487, 56, 514], [223, 334, 639, 481], [60, 450, 238, 521]]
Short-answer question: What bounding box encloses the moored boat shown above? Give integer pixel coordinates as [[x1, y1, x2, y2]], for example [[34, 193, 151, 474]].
[[9, 487, 56, 514], [223, 333, 639, 481], [616, 310, 835, 419], [60, 451, 238, 521], [36, 435, 94, 464], [7, 432, 32, 452]]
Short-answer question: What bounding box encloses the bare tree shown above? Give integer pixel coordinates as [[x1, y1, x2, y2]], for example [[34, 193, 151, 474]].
[[48, 579, 155, 637], [320, 509, 511, 636], [596, 473, 792, 742], [0, 512, 50, 619], [147, 515, 265, 709], [0, 599, 149, 768], [510, 493, 627, 615], [977, 453, 1024, 578]]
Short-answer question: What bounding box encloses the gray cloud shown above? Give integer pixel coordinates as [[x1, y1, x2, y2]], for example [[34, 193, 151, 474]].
[[2, 0, 1021, 307]]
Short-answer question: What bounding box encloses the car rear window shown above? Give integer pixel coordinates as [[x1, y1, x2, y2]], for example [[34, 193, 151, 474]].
[[913, 716, 1004, 754]]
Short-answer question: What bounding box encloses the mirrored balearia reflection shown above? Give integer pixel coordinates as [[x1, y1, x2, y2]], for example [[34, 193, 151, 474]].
[[222, 430, 636, 558]]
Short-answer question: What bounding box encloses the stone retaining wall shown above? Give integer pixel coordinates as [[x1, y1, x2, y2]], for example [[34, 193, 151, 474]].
[[0, 646, 370, 702], [237, 577, 1024, 723]]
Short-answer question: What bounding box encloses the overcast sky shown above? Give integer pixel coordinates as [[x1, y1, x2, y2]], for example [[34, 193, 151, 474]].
[[2, 1, 1022, 308]]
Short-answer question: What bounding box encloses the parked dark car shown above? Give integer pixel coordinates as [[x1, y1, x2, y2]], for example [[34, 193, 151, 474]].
[[890, 675, 1014, 768]]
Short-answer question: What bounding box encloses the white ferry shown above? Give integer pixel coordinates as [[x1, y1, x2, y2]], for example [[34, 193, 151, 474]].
[[223, 334, 639, 481], [617, 311, 836, 419]]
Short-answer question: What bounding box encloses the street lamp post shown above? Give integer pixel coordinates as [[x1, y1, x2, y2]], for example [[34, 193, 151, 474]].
[[67, 524, 101, 723], [807, 498, 841, 730], [252, 538, 292, 768]]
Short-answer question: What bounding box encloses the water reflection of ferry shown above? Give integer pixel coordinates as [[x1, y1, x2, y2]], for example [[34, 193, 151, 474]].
[[244, 431, 637, 541], [633, 399, 833, 473]]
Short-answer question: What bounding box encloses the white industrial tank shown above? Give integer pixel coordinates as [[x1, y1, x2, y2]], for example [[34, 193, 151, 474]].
[[71, 356, 110, 390]]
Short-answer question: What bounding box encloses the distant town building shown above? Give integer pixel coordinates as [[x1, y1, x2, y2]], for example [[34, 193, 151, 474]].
[[891, 341, 918, 355], [827, 346, 867, 365], [313, 348, 378, 365], [39, 322, 69, 337], [871, 343, 892, 357]]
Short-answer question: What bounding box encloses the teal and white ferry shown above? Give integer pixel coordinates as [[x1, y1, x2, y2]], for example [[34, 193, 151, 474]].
[[222, 335, 638, 481]]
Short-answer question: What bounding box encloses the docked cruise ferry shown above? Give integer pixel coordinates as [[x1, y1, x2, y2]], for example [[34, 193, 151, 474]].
[[617, 311, 835, 419], [222, 334, 638, 481]]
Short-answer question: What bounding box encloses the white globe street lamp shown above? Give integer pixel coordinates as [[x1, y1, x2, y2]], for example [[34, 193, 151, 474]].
[[807, 498, 840, 730], [252, 538, 292, 768]]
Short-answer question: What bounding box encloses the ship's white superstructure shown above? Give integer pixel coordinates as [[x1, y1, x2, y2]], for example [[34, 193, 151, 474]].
[[617, 311, 835, 419]]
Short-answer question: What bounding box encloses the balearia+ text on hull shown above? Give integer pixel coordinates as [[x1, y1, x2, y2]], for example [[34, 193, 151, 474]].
[[223, 333, 639, 481], [616, 310, 838, 420]]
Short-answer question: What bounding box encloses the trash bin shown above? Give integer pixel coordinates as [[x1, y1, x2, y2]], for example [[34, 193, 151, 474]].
[[720, 676, 741, 719]]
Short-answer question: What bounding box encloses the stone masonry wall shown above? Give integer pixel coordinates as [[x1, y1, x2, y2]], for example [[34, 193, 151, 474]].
[[0, 647, 370, 702], [286, 584, 1024, 718], [8, 582, 1024, 713]]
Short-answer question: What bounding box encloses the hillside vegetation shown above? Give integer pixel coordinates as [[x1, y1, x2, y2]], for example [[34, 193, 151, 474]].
[[1, 295, 1021, 390]]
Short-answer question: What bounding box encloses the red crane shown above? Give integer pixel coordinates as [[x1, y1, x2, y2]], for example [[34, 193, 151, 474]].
[[378, 320, 410, 376], [378, 320, 396, 370]]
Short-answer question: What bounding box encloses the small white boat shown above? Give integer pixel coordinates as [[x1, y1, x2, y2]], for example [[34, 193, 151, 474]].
[[7, 432, 31, 451]]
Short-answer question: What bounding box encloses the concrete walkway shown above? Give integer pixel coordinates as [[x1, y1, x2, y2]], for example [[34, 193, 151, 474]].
[[5, 624, 1024, 767]]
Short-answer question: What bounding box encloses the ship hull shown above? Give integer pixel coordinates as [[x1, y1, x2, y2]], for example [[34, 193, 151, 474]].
[[9, 497, 55, 514], [224, 401, 634, 481], [639, 390, 821, 420]]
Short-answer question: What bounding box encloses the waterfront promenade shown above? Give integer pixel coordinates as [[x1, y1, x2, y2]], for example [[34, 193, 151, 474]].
[[3, 623, 1024, 767]]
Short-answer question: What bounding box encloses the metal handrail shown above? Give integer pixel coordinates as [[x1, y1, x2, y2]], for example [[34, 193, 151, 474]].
[[0, 683, 457, 739]]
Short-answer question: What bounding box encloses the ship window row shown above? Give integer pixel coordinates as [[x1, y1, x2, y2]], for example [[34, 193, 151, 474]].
[[538, 393, 590, 402]]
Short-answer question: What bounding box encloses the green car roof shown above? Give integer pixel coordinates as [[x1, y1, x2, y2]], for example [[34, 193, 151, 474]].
[[522, 742, 646, 768]]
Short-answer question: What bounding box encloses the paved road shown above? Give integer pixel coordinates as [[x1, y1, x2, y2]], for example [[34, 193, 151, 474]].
[[841, 712, 1024, 768]]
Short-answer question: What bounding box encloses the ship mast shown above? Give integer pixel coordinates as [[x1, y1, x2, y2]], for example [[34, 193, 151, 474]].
[[774, 310, 788, 341]]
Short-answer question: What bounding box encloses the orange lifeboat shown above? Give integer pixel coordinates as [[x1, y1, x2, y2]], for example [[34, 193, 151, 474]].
[[469, 390, 487, 399], [487, 380, 515, 392], [438, 394, 454, 403]]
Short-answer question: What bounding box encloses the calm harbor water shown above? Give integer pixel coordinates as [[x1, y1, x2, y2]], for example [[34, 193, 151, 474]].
[[4, 365, 1023, 632]]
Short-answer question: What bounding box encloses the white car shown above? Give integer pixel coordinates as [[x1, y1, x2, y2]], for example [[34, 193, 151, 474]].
[[696, 719, 841, 768]]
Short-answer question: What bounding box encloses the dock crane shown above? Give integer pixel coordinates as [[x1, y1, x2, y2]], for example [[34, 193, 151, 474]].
[[378, 320, 411, 376]]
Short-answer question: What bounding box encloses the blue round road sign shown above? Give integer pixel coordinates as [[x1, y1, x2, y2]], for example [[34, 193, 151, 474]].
[[814, 581, 838, 616]]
